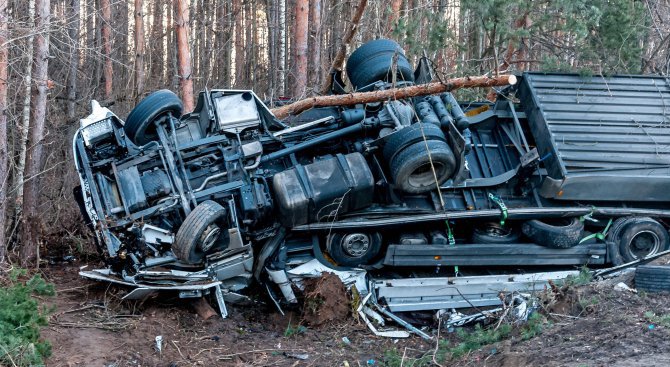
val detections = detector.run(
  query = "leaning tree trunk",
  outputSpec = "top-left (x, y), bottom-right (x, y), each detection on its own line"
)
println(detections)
top-left (319, 0), bottom-right (367, 94)
top-left (134, 0), bottom-right (146, 101)
top-left (272, 74), bottom-right (517, 119)
top-left (66, 0), bottom-right (80, 121)
top-left (0, 0), bottom-right (8, 264)
top-left (292, 0), bottom-right (309, 98)
top-left (174, 0), bottom-right (194, 112)
top-left (100, 0), bottom-right (112, 100)
top-left (21, 0), bottom-right (51, 267)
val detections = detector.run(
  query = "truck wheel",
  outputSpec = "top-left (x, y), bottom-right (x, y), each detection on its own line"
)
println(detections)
top-left (173, 200), bottom-right (230, 264)
top-left (125, 89), bottom-right (183, 146)
top-left (616, 218), bottom-right (669, 262)
top-left (345, 39), bottom-right (414, 91)
top-left (390, 140), bottom-right (456, 194)
top-left (521, 218), bottom-right (583, 248)
top-left (472, 222), bottom-right (520, 244)
top-left (635, 265), bottom-right (670, 292)
top-left (382, 123), bottom-right (446, 164)
top-left (327, 232), bottom-right (382, 267)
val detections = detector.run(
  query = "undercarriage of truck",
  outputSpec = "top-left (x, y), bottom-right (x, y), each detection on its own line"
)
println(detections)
top-left (72, 39), bottom-right (670, 318)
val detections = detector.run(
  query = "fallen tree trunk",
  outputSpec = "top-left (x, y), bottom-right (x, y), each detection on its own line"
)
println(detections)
top-left (273, 74), bottom-right (517, 119)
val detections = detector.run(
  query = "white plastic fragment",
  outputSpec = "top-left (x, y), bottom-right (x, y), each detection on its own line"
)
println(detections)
top-left (155, 335), bottom-right (163, 353)
top-left (614, 282), bottom-right (637, 293)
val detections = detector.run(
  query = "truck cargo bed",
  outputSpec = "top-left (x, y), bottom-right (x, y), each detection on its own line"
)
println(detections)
top-left (519, 73), bottom-right (670, 201)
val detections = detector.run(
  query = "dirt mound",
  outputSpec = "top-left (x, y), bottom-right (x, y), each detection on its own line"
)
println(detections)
top-left (541, 279), bottom-right (584, 316)
top-left (301, 272), bottom-right (350, 326)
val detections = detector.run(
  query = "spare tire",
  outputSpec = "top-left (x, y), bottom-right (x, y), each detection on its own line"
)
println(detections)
top-left (636, 265), bottom-right (670, 293)
top-left (382, 123), bottom-right (447, 164)
top-left (472, 222), bottom-right (520, 244)
top-left (346, 39), bottom-right (414, 92)
top-left (125, 89), bottom-right (183, 145)
top-left (173, 200), bottom-right (230, 264)
top-left (521, 218), bottom-right (584, 249)
top-left (390, 139), bottom-right (456, 194)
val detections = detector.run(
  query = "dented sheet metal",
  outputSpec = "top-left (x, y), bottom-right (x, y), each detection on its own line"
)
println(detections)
top-left (372, 270), bottom-right (577, 312)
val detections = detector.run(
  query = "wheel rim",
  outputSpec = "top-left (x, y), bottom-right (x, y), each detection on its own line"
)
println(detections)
top-left (408, 162), bottom-right (446, 188)
top-left (627, 230), bottom-right (660, 259)
top-left (341, 233), bottom-right (370, 258)
top-left (483, 223), bottom-right (512, 238)
top-left (200, 225), bottom-right (222, 252)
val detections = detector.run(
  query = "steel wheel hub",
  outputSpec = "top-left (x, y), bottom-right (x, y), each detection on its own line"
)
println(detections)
top-left (629, 230), bottom-right (660, 259)
top-left (200, 225), bottom-right (221, 252)
top-left (341, 233), bottom-right (370, 258)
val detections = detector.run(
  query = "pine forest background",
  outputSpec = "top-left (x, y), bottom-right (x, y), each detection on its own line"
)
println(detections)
top-left (0, 0), bottom-right (668, 265)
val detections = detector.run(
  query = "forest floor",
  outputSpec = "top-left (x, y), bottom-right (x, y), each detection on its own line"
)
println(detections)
top-left (39, 258), bottom-right (670, 367)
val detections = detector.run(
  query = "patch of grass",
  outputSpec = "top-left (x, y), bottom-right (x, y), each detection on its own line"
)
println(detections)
top-left (644, 311), bottom-right (670, 328)
top-left (521, 312), bottom-right (551, 340)
top-left (0, 268), bottom-right (55, 366)
top-left (578, 295), bottom-right (599, 310)
top-left (445, 324), bottom-right (512, 360)
top-left (382, 348), bottom-right (433, 367)
top-left (283, 322), bottom-right (307, 337)
top-left (564, 266), bottom-right (593, 287)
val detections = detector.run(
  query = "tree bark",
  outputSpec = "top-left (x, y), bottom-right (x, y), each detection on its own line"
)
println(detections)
top-left (0, 0), bottom-right (8, 264)
top-left (278, 0), bottom-right (286, 95)
top-left (13, 0), bottom-right (35, 221)
top-left (100, 0), bottom-right (113, 100)
top-left (67, 0), bottom-right (80, 121)
top-left (134, 0), bottom-right (146, 101)
top-left (174, 0), bottom-right (195, 112)
top-left (151, 0), bottom-right (164, 81)
top-left (318, 0), bottom-right (367, 95)
top-left (309, 0), bottom-right (321, 91)
top-left (292, 0), bottom-right (309, 98)
top-left (272, 74), bottom-right (517, 119)
top-left (233, 0), bottom-right (243, 87)
top-left (388, 0), bottom-right (401, 35)
top-left (21, 0), bottom-right (51, 266)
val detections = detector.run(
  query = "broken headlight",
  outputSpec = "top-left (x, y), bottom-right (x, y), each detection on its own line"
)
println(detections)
top-left (81, 118), bottom-right (114, 147)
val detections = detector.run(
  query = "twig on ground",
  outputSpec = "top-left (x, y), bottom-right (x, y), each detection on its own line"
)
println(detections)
top-left (172, 340), bottom-right (186, 360)
top-left (218, 348), bottom-right (308, 360)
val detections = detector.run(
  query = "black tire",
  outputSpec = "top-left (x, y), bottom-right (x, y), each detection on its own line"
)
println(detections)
top-left (125, 89), bottom-right (183, 145)
top-left (173, 200), bottom-right (230, 264)
top-left (521, 218), bottom-right (584, 249)
top-left (615, 218), bottom-right (669, 262)
top-left (390, 140), bottom-right (456, 194)
top-left (345, 39), bottom-right (414, 91)
top-left (382, 123), bottom-right (447, 164)
top-left (636, 265), bottom-right (670, 292)
top-left (327, 232), bottom-right (382, 267)
top-left (472, 222), bottom-right (520, 244)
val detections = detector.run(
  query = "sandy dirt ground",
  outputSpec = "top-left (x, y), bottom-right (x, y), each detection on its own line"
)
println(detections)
top-left (39, 261), bottom-right (670, 367)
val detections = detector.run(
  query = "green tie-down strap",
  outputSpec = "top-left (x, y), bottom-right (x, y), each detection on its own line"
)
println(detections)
top-left (445, 220), bottom-right (459, 276)
top-left (488, 193), bottom-right (508, 226)
top-left (579, 218), bottom-right (613, 244)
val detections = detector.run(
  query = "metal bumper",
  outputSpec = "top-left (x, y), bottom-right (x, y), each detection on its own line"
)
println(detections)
top-left (383, 243), bottom-right (607, 267)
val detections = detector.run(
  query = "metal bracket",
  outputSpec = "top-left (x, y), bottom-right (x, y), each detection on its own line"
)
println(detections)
top-left (214, 285), bottom-right (228, 319)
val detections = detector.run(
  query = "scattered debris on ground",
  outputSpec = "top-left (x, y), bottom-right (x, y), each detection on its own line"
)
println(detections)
top-left (33, 259), bottom-right (670, 366)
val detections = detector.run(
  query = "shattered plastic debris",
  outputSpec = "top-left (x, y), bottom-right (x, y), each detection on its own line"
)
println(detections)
top-left (155, 336), bottom-right (163, 353)
top-left (614, 282), bottom-right (637, 293)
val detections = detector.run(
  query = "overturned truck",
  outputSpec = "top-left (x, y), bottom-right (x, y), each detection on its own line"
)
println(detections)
top-left (73, 39), bottom-right (670, 312)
